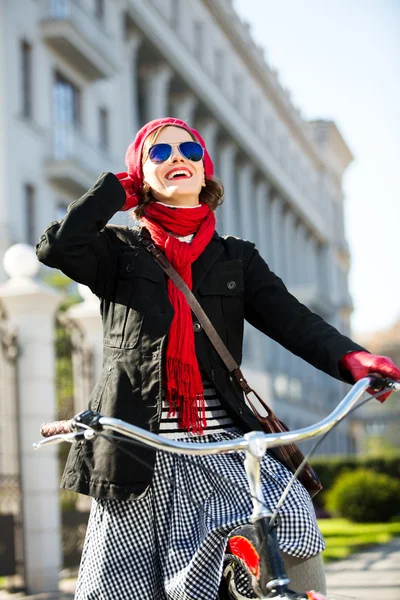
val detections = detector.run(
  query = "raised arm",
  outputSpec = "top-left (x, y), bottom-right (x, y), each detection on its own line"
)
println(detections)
top-left (36, 172), bottom-right (125, 295)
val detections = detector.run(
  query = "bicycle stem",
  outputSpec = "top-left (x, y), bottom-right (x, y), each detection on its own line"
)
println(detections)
top-left (244, 432), bottom-right (292, 597)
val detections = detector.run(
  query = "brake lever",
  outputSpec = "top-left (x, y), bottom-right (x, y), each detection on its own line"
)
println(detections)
top-left (33, 430), bottom-right (86, 450)
top-left (368, 376), bottom-right (400, 392)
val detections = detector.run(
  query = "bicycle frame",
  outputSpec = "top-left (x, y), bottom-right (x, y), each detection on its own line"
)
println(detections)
top-left (34, 376), bottom-right (399, 599)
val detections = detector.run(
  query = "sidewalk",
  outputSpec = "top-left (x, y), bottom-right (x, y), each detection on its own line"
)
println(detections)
top-left (1, 538), bottom-right (399, 599)
top-left (325, 537), bottom-right (400, 599)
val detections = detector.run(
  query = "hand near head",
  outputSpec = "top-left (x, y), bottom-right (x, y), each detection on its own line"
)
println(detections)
top-left (339, 351), bottom-right (400, 402)
top-left (115, 172), bottom-right (138, 211)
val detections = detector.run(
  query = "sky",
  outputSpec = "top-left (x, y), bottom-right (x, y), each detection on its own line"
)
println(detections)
top-left (233, 0), bottom-right (400, 337)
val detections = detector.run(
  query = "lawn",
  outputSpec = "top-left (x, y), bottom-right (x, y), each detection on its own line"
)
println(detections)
top-left (318, 518), bottom-right (400, 562)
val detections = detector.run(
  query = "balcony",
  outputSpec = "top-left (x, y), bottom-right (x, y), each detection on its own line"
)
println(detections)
top-left (44, 125), bottom-right (114, 196)
top-left (39, 0), bottom-right (116, 81)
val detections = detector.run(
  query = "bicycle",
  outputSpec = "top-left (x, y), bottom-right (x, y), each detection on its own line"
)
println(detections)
top-left (34, 375), bottom-right (400, 599)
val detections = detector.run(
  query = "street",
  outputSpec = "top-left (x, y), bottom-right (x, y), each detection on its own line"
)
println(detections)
top-left (1, 539), bottom-right (399, 599)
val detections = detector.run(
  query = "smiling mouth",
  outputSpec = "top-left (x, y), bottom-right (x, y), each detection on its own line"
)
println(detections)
top-left (166, 169), bottom-right (193, 180)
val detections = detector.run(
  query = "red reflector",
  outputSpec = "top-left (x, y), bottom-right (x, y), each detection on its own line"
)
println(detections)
top-left (227, 535), bottom-right (260, 578)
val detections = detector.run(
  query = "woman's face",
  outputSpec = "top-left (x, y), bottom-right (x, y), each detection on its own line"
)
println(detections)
top-left (142, 126), bottom-right (205, 207)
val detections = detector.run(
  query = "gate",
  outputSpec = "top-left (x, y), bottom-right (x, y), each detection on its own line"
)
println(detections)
top-left (0, 301), bottom-right (24, 588)
top-left (55, 309), bottom-right (93, 569)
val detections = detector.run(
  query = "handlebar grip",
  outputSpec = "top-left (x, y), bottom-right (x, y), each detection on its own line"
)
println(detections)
top-left (40, 420), bottom-right (72, 437)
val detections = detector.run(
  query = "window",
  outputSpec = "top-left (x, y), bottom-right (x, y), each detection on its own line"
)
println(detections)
top-left (24, 184), bottom-right (36, 246)
top-left (53, 72), bottom-right (81, 159)
top-left (53, 71), bottom-right (81, 127)
top-left (94, 0), bottom-right (105, 21)
top-left (21, 40), bottom-right (32, 119)
top-left (99, 107), bottom-right (109, 150)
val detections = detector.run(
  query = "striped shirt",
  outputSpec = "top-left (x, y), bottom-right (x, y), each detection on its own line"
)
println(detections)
top-left (159, 378), bottom-right (236, 439)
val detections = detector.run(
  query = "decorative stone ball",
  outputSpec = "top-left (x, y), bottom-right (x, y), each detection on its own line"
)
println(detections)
top-left (3, 244), bottom-right (39, 279)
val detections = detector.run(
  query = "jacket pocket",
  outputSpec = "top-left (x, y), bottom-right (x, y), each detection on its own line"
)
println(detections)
top-left (105, 250), bottom-right (164, 349)
top-left (198, 260), bottom-right (244, 362)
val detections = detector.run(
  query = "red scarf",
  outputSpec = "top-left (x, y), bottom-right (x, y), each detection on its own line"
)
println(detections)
top-left (142, 202), bottom-right (216, 433)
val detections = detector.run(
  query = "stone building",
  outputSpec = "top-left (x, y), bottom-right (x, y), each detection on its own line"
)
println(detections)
top-left (0, 0), bottom-right (355, 453)
top-left (355, 320), bottom-right (400, 450)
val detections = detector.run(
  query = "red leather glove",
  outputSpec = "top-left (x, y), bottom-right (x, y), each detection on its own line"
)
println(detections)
top-left (115, 172), bottom-right (139, 211)
top-left (339, 351), bottom-right (400, 402)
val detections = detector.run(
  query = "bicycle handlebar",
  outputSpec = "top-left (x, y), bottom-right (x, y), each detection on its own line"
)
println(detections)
top-left (34, 376), bottom-right (399, 600)
top-left (35, 376), bottom-right (400, 454)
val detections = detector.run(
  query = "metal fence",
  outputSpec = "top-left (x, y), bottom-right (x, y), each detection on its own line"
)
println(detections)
top-left (56, 310), bottom-right (93, 569)
top-left (0, 301), bottom-right (24, 586)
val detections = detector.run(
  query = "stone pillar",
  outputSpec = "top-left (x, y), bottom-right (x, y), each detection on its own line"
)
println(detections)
top-left (218, 140), bottom-right (237, 236)
top-left (298, 223), bottom-right (310, 285)
top-left (0, 223), bottom-right (11, 283)
top-left (141, 63), bottom-right (173, 121)
top-left (198, 117), bottom-right (219, 168)
top-left (236, 162), bottom-right (254, 242)
top-left (309, 236), bottom-right (319, 287)
top-left (283, 210), bottom-right (296, 287)
top-left (269, 194), bottom-right (283, 277)
top-left (66, 284), bottom-right (103, 414)
top-left (254, 180), bottom-right (271, 263)
top-left (121, 32), bottom-right (142, 147)
top-left (254, 180), bottom-right (274, 370)
top-left (268, 195), bottom-right (287, 375)
top-left (170, 91), bottom-right (197, 124)
top-left (293, 220), bottom-right (303, 287)
top-left (0, 244), bottom-right (62, 594)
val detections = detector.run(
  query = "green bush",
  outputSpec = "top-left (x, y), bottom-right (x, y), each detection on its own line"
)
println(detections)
top-left (325, 468), bottom-right (400, 523)
top-left (310, 452), bottom-right (400, 510)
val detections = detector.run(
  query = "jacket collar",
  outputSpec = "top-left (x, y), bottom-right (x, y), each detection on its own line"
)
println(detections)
top-left (134, 226), bottom-right (224, 293)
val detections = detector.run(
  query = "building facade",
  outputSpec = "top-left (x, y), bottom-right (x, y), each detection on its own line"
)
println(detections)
top-left (0, 0), bottom-right (355, 453)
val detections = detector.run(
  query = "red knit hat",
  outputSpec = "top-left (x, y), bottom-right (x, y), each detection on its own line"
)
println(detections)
top-left (116, 118), bottom-right (215, 210)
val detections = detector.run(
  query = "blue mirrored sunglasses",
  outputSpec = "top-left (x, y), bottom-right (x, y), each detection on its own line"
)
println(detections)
top-left (148, 141), bottom-right (204, 164)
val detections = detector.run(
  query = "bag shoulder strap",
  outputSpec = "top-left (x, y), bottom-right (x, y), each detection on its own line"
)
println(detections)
top-left (137, 231), bottom-right (265, 406)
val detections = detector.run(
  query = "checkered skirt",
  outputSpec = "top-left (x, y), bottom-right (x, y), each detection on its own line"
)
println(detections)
top-left (75, 429), bottom-right (324, 600)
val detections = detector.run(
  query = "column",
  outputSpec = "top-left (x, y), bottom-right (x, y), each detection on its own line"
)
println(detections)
top-left (0, 244), bottom-right (62, 594)
top-left (0, 223), bottom-right (11, 282)
top-left (278, 202), bottom-right (289, 283)
top-left (121, 32), bottom-right (142, 147)
top-left (66, 284), bottom-right (102, 414)
top-left (309, 235), bottom-right (319, 287)
top-left (236, 162), bottom-right (254, 241)
top-left (283, 210), bottom-right (296, 287)
top-left (218, 140), bottom-right (237, 236)
top-left (293, 220), bottom-right (303, 287)
top-left (269, 194), bottom-right (284, 277)
top-left (141, 63), bottom-right (173, 121)
top-left (254, 180), bottom-right (271, 262)
top-left (170, 91), bottom-right (197, 125)
top-left (298, 223), bottom-right (310, 285)
top-left (254, 180), bottom-right (274, 370)
top-left (198, 117), bottom-right (219, 169)
top-left (268, 196), bottom-right (286, 375)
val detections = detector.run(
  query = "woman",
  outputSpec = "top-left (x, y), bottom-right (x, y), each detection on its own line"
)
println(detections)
top-left (37, 117), bottom-right (400, 599)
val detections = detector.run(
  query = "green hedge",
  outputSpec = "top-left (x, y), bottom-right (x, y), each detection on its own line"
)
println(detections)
top-left (326, 469), bottom-right (400, 522)
top-left (309, 452), bottom-right (400, 510)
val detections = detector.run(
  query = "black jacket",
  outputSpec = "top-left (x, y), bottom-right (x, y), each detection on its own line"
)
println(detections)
top-left (36, 173), bottom-right (364, 500)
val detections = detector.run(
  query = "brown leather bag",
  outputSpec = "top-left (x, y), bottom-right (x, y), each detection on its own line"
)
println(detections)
top-left (139, 232), bottom-right (322, 497)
